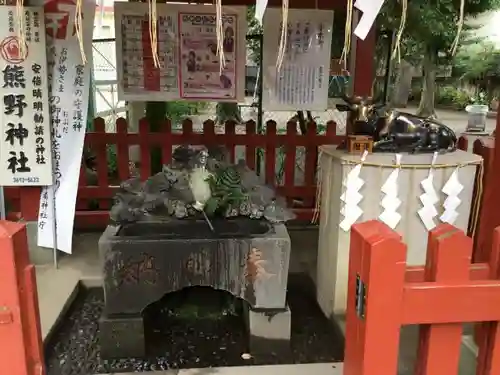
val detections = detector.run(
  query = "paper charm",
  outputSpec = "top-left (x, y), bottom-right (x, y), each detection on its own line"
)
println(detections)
top-left (417, 152), bottom-right (439, 231)
top-left (354, 0), bottom-right (385, 40)
top-left (339, 150), bottom-right (368, 231)
top-left (379, 154), bottom-right (402, 229)
top-left (254, 0), bottom-right (269, 25)
top-left (440, 167), bottom-right (463, 225)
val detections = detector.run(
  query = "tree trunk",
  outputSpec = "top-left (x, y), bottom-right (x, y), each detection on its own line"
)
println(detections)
top-left (391, 60), bottom-right (414, 108)
top-left (216, 102), bottom-right (242, 124)
top-left (417, 47), bottom-right (437, 118)
top-left (146, 102), bottom-right (167, 173)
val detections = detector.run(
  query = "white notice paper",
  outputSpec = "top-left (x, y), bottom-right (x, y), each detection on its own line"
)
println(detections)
top-left (262, 8), bottom-right (334, 111)
top-left (35, 0), bottom-right (95, 254)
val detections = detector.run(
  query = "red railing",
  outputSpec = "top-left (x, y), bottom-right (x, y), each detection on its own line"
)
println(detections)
top-left (344, 220), bottom-right (500, 375)
top-left (6, 117), bottom-right (343, 228)
top-left (458, 135), bottom-right (496, 262)
top-left (0, 221), bottom-right (45, 375)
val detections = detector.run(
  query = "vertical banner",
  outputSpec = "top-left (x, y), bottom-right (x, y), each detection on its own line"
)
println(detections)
top-left (0, 6), bottom-right (53, 186)
top-left (36, 0), bottom-right (95, 254)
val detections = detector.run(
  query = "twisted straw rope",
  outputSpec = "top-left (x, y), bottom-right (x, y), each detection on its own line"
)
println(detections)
top-left (311, 156), bottom-right (483, 238)
top-left (276, 0), bottom-right (289, 72)
top-left (15, 0), bottom-right (26, 59)
top-left (391, 0), bottom-right (407, 63)
top-left (148, 0), bottom-right (160, 68)
top-left (215, 0), bottom-right (226, 74)
top-left (74, 0), bottom-right (87, 64)
top-left (339, 0), bottom-right (353, 69)
top-left (449, 0), bottom-right (465, 56)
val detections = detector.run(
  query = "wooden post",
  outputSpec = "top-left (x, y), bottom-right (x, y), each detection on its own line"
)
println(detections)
top-left (0, 221), bottom-right (45, 375)
top-left (414, 224), bottom-right (472, 375)
top-left (476, 227), bottom-right (500, 375)
top-left (344, 220), bottom-right (406, 375)
top-left (345, 220), bottom-right (500, 375)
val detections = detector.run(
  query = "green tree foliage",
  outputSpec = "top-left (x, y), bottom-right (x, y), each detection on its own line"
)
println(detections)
top-left (379, 0), bottom-right (500, 116)
top-left (454, 41), bottom-right (500, 81)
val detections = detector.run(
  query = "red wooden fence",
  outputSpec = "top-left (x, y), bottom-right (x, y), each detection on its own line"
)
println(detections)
top-left (5, 117), bottom-right (343, 228)
top-left (0, 221), bottom-right (45, 375)
top-left (344, 220), bottom-right (500, 375)
top-left (457, 135), bottom-right (496, 263)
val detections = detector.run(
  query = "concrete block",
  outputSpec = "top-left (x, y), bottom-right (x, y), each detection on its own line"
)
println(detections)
top-left (245, 305), bottom-right (291, 357)
top-left (25, 221), bottom-right (55, 265)
top-left (99, 314), bottom-right (145, 358)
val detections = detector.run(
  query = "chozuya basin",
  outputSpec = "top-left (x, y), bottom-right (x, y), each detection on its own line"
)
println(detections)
top-left (117, 217), bottom-right (272, 239)
top-left (98, 218), bottom-right (291, 358)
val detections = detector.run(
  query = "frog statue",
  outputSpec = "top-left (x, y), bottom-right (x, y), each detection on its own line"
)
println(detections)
top-left (336, 95), bottom-right (457, 153)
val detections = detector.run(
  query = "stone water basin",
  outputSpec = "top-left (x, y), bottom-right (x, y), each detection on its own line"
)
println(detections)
top-left (98, 218), bottom-right (291, 358)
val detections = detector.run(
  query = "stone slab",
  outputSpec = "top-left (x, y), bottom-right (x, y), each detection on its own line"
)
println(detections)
top-left (26, 221), bottom-right (55, 265)
top-left (97, 363), bottom-right (344, 375)
top-left (245, 305), bottom-right (291, 357)
top-left (99, 314), bottom-right (145, 358)
top-left (36, 265), bottom-right (80, 344)
top-left (99, 220), bottom-right (291, 316)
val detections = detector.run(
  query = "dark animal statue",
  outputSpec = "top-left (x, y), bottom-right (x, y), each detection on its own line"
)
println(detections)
top-left (337, 95), bottom-right (457, 153)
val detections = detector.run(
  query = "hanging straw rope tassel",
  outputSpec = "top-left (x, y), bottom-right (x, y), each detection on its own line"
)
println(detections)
top-left (391, 0), bottom-right (407, 63)
top-left (339, 0), bottom-right (353, 69)
top-left (215, 0), bottom-right (226, 75)
top-left (15, 0), bottom-right (26, 59)
top-left (449, 0), bottom-right (465, 56)
top-left (74, 0), bottom-right (87, 64)
top-left (275, 0), bottom-right (289, 72)
top-left (148, 0), bottom-right (160, 68)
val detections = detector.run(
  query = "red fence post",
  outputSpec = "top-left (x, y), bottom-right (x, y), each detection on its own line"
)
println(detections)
top-left (414, 224), bottom-right (472, 375)
top-left (344, 220), bottom-right (406, 375)
top-left (476, 227), bottom-right (500, 375)
top-left (0, 221), bottom-right (45, 375)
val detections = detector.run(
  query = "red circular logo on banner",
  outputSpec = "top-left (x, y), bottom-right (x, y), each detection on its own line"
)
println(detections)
top-left (0, 36), bottom-right (28, 64)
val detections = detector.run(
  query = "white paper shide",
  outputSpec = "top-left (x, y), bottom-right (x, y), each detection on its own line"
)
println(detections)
top-left (262, 9), bottom-right (333, 111)
top-left (0, 6), bottom-right (52, 186)
top-left (36, 0), bottom-right (95, 254)
top-left (379, 154), bottom-right (402, 229)
top-left (417, 152), bottom-right (439, 231)
top-left (440, 167), bottom-right (463, 225)
top-left (339, 151), bottom-right (367, 231)
top-left (354, 0), bottom-right (385, 40)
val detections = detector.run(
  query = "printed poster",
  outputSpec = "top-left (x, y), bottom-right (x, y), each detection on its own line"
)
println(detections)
top-left (114, 3), bottom-right (246, 102)
top-left (114, 2), bottom-right (179, 102)
top-left (178, 10), bottom-right (246, 101)
top-left (262, 9), bottom-right (333, 111)
top-left (35, 0), bottom-right (95, 254)
top-left (0, 6), bottom-right (53, 186)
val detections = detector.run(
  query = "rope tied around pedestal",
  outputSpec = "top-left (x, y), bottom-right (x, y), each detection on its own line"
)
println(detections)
top-left (312, 156), bottom-right (483, 236)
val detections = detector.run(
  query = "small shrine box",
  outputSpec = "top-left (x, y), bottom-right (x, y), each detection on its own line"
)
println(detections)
top-left (347, 135), bottom-right (373, 154)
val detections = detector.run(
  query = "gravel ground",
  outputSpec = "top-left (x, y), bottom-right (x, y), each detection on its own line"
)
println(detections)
top-left (44, 274), bottom-right (343, 375)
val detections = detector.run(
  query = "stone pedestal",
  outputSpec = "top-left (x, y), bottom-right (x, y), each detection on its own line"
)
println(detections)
top-left (98, 219), bottom-right (291, 358)
top-left (245, 305), bottom-right (292, 357)
top-left (316, 147), bottom-right (482, 317)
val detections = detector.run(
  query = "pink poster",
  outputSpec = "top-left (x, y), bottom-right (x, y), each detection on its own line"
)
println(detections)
top-left (178, 12), bottom-right (238, 100)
